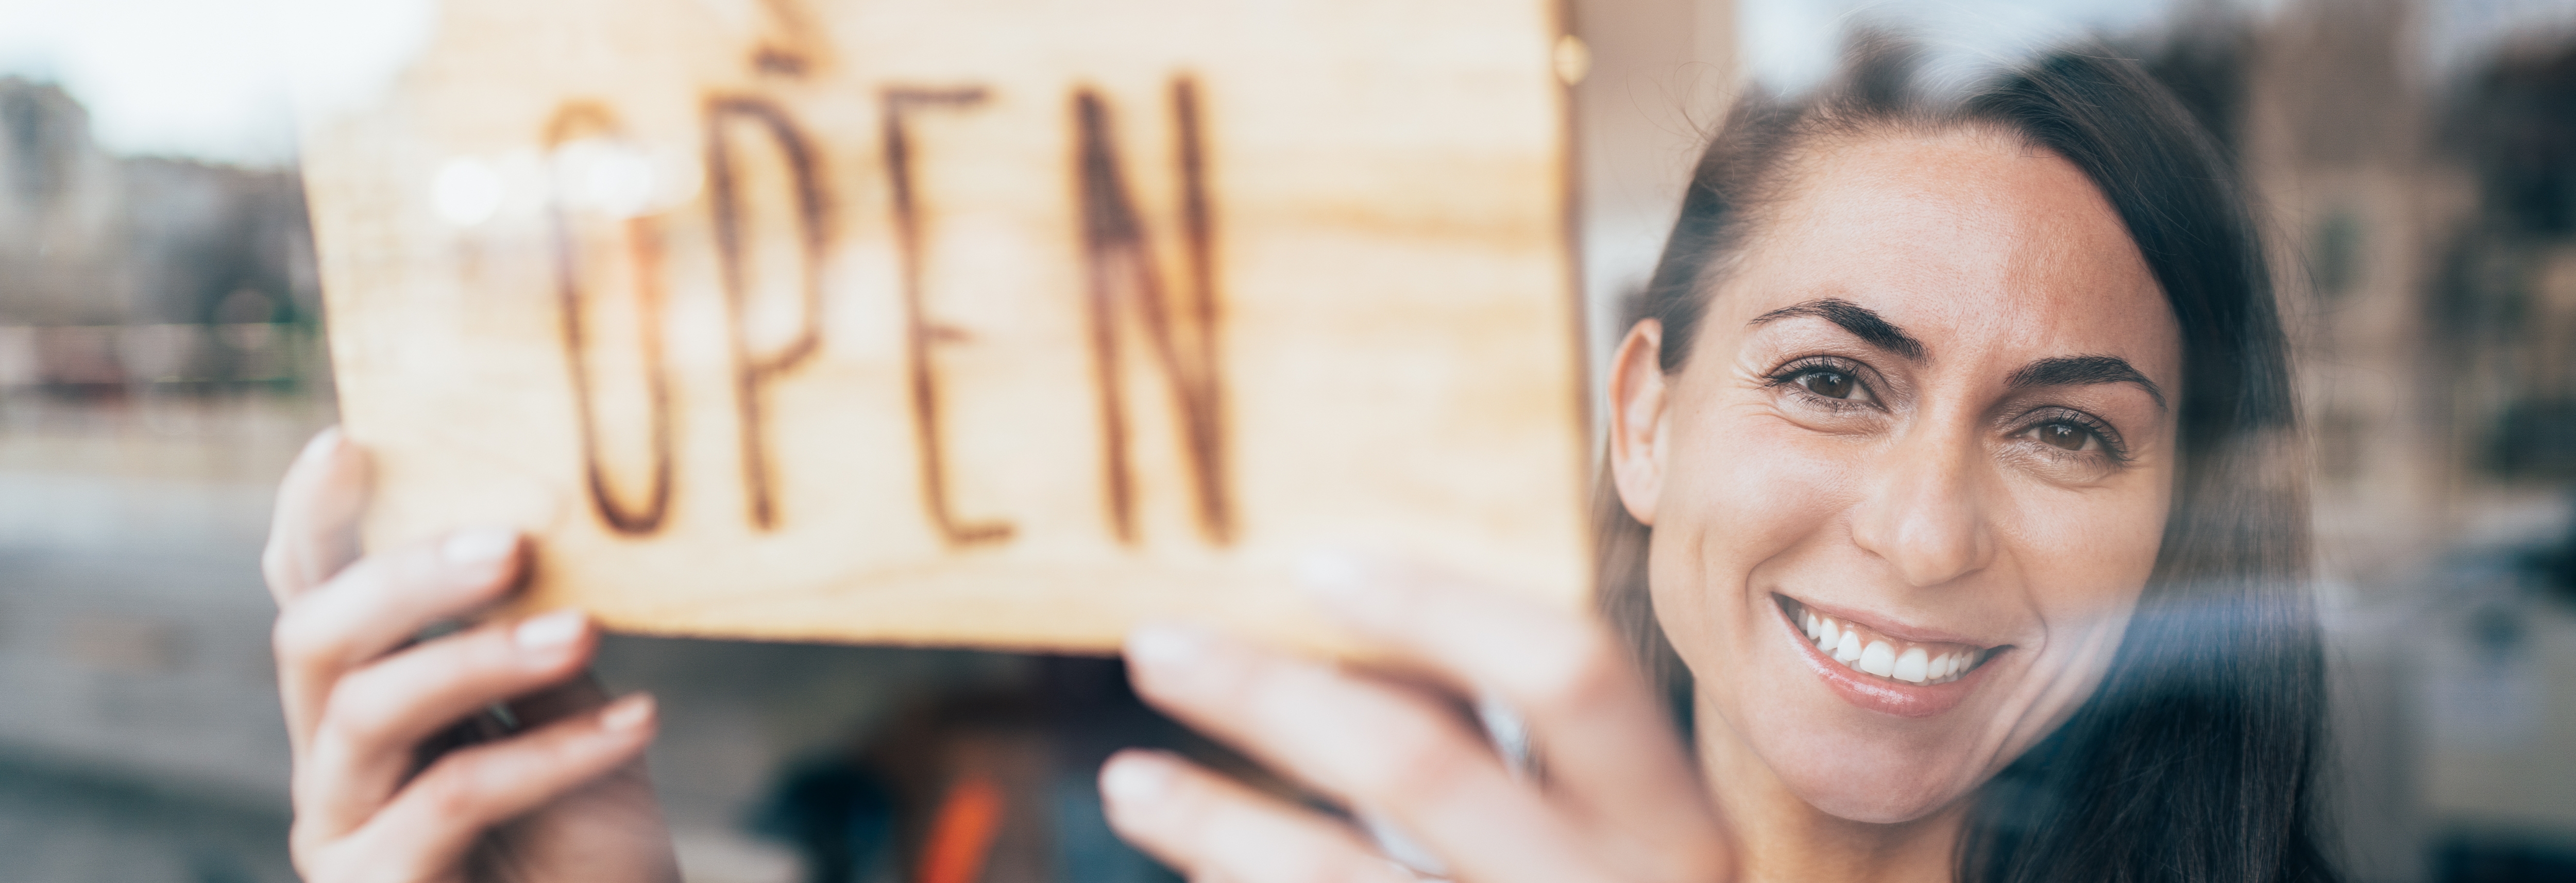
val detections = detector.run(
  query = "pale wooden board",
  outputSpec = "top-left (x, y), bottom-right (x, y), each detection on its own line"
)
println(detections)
top-left (300, 0), bottom-right (1589, 653)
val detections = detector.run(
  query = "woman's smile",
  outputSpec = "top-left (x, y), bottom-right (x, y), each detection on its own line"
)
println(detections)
top-left (1771, 594), bottom-right (2010, 718)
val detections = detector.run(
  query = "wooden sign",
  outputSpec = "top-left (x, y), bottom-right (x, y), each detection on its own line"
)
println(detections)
top-left (300, 0), bottom-right (1589, 652)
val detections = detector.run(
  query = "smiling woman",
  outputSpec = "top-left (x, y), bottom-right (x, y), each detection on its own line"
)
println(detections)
top-left (1591, 37), bottom-right (2328, 883)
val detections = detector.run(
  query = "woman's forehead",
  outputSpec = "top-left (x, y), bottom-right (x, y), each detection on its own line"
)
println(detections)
top-left (1717, 128), bottom-right (2180, 379)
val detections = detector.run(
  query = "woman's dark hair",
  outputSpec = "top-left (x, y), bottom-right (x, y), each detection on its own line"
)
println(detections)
top-left (1592, 39), bottom-right (2336, 883)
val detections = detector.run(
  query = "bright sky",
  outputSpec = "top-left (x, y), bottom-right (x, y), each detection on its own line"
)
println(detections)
top-left (0, 0), bottom-right (430, 167)
top-left (1739, 0), bottom-right (2210, 96)
top-left (1, 0), bottom-right (2571, 168)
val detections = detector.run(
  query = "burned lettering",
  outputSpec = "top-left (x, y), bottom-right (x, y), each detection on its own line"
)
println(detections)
top-left (884, 86), bottom-right (1014, 546)
top-left (705, 95), bottom-right (829, 529)
top-left (546, 102), bottom-right (677, 536)
top-left (1072, 78), bottom-right (1233, 545)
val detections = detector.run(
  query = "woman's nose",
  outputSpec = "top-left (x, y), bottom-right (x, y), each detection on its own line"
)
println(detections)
top-left (1848, 426), bottom-right (1997, 588)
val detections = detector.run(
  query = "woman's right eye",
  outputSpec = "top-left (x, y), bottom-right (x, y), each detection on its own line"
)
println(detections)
top-left (1766, 358), bottom-right (1879, 409)
top-left (1794, 368), bottom-right (1866, 401)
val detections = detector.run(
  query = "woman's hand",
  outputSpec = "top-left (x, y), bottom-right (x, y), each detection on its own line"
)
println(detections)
top-left (262, 428), bottom-right (680, 882)
top-left (1100, 558), bottom-right (1734, 883)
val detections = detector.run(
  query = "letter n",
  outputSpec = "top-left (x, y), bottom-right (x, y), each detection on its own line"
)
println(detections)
top-left (1071, 77), bottom-right (1232, 545)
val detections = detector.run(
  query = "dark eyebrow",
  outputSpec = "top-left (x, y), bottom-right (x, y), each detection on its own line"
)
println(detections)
top-left (2006, 355), bottom-right (2166, 410)
top-left (1749, 298), bottom-right (1926, 362)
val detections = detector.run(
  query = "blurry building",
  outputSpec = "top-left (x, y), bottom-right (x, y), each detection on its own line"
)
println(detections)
top-left (2207, 2), bottom-right (2576, 880)
top-left (2435, 39), bottom-right (2576, 486)
top-left (0, 76), bottom-right (322, 394)
top-left (0, 78), bottom-right (125, 327)
top-left (2243, 0), bottom-right (2463, 582)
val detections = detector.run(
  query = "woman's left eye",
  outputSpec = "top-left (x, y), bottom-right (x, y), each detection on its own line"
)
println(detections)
top-left (2029, 421), bottom-right (2098, 453)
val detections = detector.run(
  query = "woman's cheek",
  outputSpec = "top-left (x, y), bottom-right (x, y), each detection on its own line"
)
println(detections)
top-left (1696, 408), bottom-right (1871, 553)
top-left (1980, 472), bottom-right (2172, 763)
top-left (1652, 404), bottom-right (1868, 649)
top-left (2001, 471), bottom-right (2172, 627)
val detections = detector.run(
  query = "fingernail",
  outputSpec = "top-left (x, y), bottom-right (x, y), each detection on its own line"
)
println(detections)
top-left (1125, 625), bottom-right (1211, 670)
top-left (514, 609), bottom-right (585, 651)
top-left (1099, 752), bottom-right (1178, 805)
top-left (1364, 811), bottom-right (1453, 879)
top-left (297, 427), bottom-right (343, 464)
top-left (1296, 551), bottom-right (1371, 598)
top-left (601, 693), bottom-right (655, 731)
top-left (443, 527), bottom-right (518, 568)
top-left (1296, 551), bottom-right (1394, 623)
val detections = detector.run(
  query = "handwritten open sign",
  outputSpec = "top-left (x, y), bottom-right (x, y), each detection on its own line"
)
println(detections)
top-left (301, 0), bottom-right (1591, 652)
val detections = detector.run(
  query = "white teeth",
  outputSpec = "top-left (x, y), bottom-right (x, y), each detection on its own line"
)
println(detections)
top-left (1894, 647), bottom-right (1929, 684)
top-left (1791, 604), bottom-right (1987, 686)
top-left (1858, 641), bottom-right (1896, 677)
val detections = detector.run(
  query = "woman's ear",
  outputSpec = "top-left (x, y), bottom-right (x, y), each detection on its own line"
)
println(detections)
top-left (1607, 320), bottom-right (1671, 527)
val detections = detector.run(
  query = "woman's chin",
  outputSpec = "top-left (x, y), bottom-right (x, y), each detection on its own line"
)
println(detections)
top-left (1774, 755), bottom-right (1978, 825)
top-left (1741, 703), bottom-right (1989, 825)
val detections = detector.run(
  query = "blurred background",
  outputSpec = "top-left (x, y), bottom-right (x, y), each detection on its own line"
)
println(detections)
top-left (3, 0), bottom-right (2573, 880)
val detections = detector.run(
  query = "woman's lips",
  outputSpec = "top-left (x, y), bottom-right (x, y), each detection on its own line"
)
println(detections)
top-left (1772, 595), bottom-right (2006, 719)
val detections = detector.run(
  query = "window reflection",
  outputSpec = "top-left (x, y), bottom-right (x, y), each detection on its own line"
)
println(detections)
top-left (3, 2), bottom-right (2576, 881)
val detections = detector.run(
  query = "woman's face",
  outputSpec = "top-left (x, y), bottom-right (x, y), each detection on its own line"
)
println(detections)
top-left (1609, 127), bottom-right (2182, 824)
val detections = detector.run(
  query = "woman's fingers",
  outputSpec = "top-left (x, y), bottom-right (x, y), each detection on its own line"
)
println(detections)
top-left (1099, 750), bottom-right (1411, 883)
top-left (263, 427), bottom-right (370, 604)
top-left (295, 611), bottom-right (597, 840)
top-left (1300, 557), bottom-right (1725, 880)
top-left (1125, 627), bottom-right (1595, 883)
top-left (272, 528), bottom-right (528, 754)
top-left (308, 693), bottom-right (657, 882)
top-left (500, 667), bottom-right (616, 732)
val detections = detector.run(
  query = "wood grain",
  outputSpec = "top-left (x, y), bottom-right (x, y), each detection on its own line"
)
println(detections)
top-left (300, 0), bottom-right (1589, 653)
